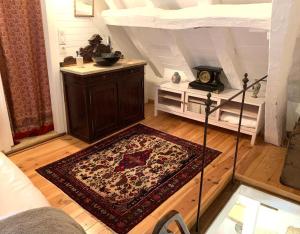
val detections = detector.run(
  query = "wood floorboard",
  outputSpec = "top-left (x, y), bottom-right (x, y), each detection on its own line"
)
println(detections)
top-left (9, 103), bottom-right (300, 233)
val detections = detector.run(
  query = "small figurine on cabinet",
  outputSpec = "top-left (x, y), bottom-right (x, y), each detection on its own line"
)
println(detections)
top-left (171, 72), bottom-right (181, 84)
top-left (60, 34), bottom-right (124, 67)
top-left (252, 79), bottom-right (261, 98)
top-left (79, 34), bottom-right (111, 63)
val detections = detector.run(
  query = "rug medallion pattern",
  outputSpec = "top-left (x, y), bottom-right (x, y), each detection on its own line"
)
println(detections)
top-left (37, 124), bottom-right (221, 234)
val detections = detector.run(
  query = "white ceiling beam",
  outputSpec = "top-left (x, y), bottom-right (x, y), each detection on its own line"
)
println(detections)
top-left (209, 28), bottom-right (243, 90)
top-left (102, 3), bottom-right (272, 30)
top-left (265, 0), bottom-right (300, 146)
top-left (124, 29), bottom-right (195, 80)
top-left (145, 0), bottom-right (155, 7)
top-left (104, 0), bottom-right (125, 9)
top-left (125, 28), bottom-right (164, 77)
top-left (105, 0), bottom-right (163, 77)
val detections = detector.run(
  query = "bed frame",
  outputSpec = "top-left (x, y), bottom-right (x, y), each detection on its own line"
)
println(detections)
top-left (196, 73), bottom-right (268, 232)
top-left (153, 73), bottom-right (268, 234)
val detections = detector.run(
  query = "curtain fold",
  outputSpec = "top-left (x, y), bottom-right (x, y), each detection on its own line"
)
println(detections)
top-left (0, 0), bottom-right (53, 140)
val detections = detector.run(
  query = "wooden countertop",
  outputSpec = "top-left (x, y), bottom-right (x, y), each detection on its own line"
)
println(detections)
top-left (60, 59), bottom-right (147, 76)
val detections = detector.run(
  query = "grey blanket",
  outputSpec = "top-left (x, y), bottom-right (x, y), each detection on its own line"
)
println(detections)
top-left (0, 207), bottom-right (86, 234)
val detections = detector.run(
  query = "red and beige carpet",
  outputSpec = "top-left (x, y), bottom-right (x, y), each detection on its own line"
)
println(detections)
top-left (37, 124), bottom-right (221, 233)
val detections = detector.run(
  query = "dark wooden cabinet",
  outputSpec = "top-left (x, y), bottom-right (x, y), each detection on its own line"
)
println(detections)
top-left (62, 65), bottom-right (145, 142)
top-left (118, 74), bottom-right (144, 127)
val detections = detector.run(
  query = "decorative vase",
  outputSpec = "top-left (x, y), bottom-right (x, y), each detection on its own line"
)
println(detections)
top-left (171, 72), bottom-right (181, 84)
top-left (252, 79), bottom-right (261, 98)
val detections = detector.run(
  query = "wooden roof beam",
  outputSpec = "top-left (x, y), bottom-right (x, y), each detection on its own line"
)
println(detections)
top-left (102, 3), bottom-right (272, 30)
top-left (104, 0), bottom-right (163, 77)
top-left (104, 0), bottom-right (125, 9)
top-left (209, 27), bottom-right (243, 90)
top-left (125, 28), bottom-right (164, 77)
top-left (265, 0), bottom-right (300, 145)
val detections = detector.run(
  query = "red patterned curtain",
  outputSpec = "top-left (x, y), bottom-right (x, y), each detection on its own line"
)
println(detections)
top-left (0, 0), bottom-right (53, 140)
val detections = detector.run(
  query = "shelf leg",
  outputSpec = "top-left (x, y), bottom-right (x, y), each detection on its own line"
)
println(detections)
top-left (251, 134), bottom-right (256, 146)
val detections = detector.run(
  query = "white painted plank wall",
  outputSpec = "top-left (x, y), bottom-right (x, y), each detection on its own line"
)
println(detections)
top-left (52, 0), bottom-right (104, 61)
top-left (52, 0), bottom-right (148, 63)
top-left (0, 74), bottom-right (14, 152)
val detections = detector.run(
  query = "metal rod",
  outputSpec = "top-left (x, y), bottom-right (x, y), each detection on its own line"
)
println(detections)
top-left (194, 73), bottom-right (266, 232)
top-left (209, 75), bottom-right (267, 114)
top-left (196, 92), bottom-right (212, 233)
top-left (231, 74), bottom-right (249, 183)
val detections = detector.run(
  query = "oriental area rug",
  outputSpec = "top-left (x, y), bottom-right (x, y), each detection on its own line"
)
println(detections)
top-left (37, 124), bottom-right (221, 234)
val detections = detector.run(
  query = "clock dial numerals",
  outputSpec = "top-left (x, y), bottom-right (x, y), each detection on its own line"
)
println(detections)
top-left (199, 71), bottom-right (211, 83)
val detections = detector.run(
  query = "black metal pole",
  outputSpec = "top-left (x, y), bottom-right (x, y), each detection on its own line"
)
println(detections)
top-left (196, 92), bottom-right (212, 233)
top-left (232, 73), bottom-right (249, 184)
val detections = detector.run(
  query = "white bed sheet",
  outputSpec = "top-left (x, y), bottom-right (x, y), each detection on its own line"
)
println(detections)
top-left (0, 152), bottom-right (49, 220)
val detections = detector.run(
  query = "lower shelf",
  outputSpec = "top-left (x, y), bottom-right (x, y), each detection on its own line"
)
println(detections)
top-left (157, 104), bottom-right (182, 113)
top-left (156, 107), bottom-right (256, 136)
top-left (220, 112), bottom-right (257, 129)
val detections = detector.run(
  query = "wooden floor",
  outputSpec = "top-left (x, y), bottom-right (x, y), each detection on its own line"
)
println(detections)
top-left (9, 103), bottom-right (300, 233)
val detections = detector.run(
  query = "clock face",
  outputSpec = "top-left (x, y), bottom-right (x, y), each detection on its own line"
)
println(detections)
top-left (199, 71), bottom-right (211, 83)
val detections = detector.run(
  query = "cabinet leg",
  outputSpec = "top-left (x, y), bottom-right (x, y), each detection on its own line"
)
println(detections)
top-left (154, 108), bottom-right (158, 117)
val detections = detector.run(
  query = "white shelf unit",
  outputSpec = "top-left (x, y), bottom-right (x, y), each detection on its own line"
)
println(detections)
top-left (155, 82), bottom-right (265, 145)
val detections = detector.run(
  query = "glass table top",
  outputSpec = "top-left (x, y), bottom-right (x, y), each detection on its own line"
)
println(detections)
top-left (206, 185), bottom-right (300, 234)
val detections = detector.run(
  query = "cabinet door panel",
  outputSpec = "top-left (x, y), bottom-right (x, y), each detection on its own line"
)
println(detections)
top-left (65, 84), bottom-right (90, 139)
top-left (90, 81), bottom-right (118, 137)
top-left (118, 75), bottom-right (144, 126)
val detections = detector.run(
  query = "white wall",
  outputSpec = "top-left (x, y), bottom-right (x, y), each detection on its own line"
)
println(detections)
top-left (0, 74), bottom-right (14, 152)
top-left (54, 2), bottom-right (103, 60)
top-left (51, 0), bottom-right (133, 61)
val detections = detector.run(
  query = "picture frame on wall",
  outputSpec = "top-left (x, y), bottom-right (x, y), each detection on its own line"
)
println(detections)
top-left (74, 0), bottom-right (94, 17)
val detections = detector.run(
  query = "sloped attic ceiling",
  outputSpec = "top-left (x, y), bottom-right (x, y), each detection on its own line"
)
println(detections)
top-left (103, 0), bottom-right (271, 90)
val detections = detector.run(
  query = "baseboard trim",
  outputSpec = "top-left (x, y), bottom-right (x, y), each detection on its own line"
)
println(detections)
top-left (6, 132), bottom-right (65, 156)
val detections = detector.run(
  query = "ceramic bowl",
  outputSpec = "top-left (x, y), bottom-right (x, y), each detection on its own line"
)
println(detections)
top-left (93, 53), bottom-right (120, 66)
